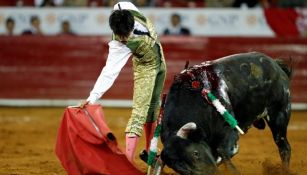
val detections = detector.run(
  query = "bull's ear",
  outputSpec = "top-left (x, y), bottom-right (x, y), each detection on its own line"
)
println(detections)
top-left (176, 122), bottom-right (197, 139)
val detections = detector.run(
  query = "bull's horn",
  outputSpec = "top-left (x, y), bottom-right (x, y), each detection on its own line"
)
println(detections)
top-left (176, 122), bottom-right (197, 139)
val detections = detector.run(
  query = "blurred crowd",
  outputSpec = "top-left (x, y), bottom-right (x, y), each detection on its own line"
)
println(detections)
top-left (1, 0), bottom-right (307, 37)
top-left (2, 12), bottom-right (189, 36)
top-left (3, 15), bottom-right (75, 36)
top-left (0, 0), bottom-right (306, 8)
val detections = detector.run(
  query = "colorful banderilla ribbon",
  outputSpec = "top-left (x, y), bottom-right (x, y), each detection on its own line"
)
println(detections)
top-left (147, 94), bottom-right (167, 175)
top-left (203, 90), bottom-right (245, 135)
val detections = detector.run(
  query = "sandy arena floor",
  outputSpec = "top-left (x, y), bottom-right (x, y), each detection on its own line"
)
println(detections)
top-left (0, 107), bottom-right (306, 175)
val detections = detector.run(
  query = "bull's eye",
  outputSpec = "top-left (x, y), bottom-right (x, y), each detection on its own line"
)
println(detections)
top-left (193, 151), bottom-right (200, 159)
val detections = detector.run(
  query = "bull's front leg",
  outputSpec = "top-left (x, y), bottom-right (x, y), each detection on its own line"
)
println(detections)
top-left (216, 147), bottom-right (240, 175)
top-left (216, 130), bottom-right (240, 175)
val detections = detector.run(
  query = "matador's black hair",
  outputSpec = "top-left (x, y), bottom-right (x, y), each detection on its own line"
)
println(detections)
top-left (109, 9), bottom-right (134, 37)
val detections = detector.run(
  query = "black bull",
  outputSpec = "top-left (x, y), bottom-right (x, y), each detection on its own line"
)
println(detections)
top-left (159, 52), bottom-right (292, 175)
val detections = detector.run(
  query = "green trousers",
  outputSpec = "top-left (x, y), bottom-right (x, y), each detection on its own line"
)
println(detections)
top-left (125, 45), bottom-right (166, 136)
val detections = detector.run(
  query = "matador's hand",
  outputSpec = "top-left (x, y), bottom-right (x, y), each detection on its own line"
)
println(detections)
top-left (79, 100), bottom-right (89, 108)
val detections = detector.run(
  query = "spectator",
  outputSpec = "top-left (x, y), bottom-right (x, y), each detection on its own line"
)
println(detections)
top-left (15, 0), bottom-right (24, 7)
top-left (22, 16), bottom-right (43, 35)
top-left (5, 17), bottom-right (15, 36)
top-left (163, 13), bottom-right (191, 36)
top-left (59, 20), bottom-right (75, 35)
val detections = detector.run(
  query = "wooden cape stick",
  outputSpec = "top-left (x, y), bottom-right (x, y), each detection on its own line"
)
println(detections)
top-left (147, 94), bottom-right (167, 175)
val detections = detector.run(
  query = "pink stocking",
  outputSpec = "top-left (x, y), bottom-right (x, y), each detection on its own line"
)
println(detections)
top-left (125, 134), bottom-right (139, 162)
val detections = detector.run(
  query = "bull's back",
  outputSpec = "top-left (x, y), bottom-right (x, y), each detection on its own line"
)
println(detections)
top-left (213, 52), bottom-right (290, 121)
top-left (215, 52), bottom-right (289, 92)
top-left (214, 52), bottom-right (284, 82)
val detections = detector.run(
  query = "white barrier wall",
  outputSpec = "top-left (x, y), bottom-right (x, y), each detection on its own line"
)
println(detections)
top-left (0, 8), bottom-right (275, 36)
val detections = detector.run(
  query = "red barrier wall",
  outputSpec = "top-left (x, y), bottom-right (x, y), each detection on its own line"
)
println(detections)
top-left (0, 36), bottom-right (306, 102)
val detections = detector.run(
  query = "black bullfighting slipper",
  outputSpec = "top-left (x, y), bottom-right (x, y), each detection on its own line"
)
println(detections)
top-left (139, 149), bottom-right (149, 163)
top-left (139, 149), bottom-right (159, 167)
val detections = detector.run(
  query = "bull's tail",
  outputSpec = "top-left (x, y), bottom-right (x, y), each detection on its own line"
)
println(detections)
top-left (275, 58), bottom-right (293, 79)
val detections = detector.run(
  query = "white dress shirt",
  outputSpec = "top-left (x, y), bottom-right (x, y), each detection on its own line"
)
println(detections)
top-left (87, 2), bottom-right (148, 104)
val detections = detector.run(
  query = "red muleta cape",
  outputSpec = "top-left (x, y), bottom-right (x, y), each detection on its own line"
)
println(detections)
top-left (55, 104), bottom-right (143, 175)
